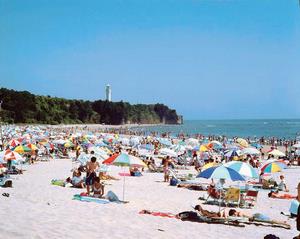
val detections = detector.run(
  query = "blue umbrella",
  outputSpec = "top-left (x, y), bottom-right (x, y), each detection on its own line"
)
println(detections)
top-left (197, 165), bottom-right (245, 181)
top-left (251, 143), bottom-right (263, 149)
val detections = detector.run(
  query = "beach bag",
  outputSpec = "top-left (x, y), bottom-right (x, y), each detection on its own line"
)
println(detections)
top-left (170, 177), bottom-right (178, 186)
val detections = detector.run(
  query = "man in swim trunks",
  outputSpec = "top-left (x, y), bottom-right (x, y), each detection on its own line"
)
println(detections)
top-left (86, 156), bottom-right (100, 195)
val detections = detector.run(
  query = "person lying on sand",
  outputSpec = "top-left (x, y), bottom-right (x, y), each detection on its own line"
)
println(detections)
top-left (99, 171), bottom-right (119, 181)
top-left (228, 209), bottom-right (290, 228)
top-left (268, 190), bottom-right (296, 199)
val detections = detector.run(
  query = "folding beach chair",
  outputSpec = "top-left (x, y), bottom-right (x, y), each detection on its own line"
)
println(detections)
top-left (224, 188), bottom-right (241, 207)
top-left (243, 190), bottom-right (258, 208)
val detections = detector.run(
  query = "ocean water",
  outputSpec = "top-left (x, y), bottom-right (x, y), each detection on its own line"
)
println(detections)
top-left (130, 119), bottom-right (300, 139)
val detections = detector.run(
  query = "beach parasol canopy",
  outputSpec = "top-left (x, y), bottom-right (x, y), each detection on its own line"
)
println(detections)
top-left (268, 149), bottom-right (285, 157)
top-left (185, 138), bottom-right (199, 147)
top-left (103, 153), bottom-right (146, 201)
top-left (236, 138), bottom-right (249, 148)
top-left (159, 148), bottom-right (177, 157)
top-left (197, 165), bottom-right (245, 181)
top-left (292, 143), bottom-right (300, 148)
top-left (261, 162), bottom-right (284, 173)
top-left (224, 161), bottom-right (259, 179)
top-left (199, 145), bottom-right (209, 152)
top-left (251, 143), bottom-right (263, 149)
top-left (224, 149), bottom-right (242, 158)
top-left (0, 150), bottom-right (24, 163)
top-left (27, 144), bottom-right (38, 151)
top-left (14, 145), bottom-right (32, 154)
top-left (202, 162), bottom-right (219, 170)
top-left (241, 147), bottom-right (260, 155)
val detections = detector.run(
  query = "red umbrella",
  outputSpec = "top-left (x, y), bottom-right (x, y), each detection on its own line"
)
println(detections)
top-left (103, 154), bottom-right (119, 165)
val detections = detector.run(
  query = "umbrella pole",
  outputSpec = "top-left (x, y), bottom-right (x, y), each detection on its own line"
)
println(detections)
top-left (122, 167), bottom-right (125, 201)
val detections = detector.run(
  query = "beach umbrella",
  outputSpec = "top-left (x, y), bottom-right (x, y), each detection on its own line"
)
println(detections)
top-left (77, 153), bottom-right (90, 165)
top-left (159, 148), bottom-right (177, 157)
top-left (0, 150), bottom-right (24, 163)
top-left (27, 144), bottom-right (38, 151)
top-left (185, 138), bottom-right (199, 147)
top-left (261, 162), bottom-right (284, 173)
top-left (14, 145), bottom-right (32, 154)
top-left (197, 165), bottom-right (245, 181)
top-left (241, 147), bottom-right (260, 156)
top-left (251, 143), bottom-right (263, 149)
top-left (293, 143), bottom-right (300, 148)
top-left (53, 139), bottom-right (66, 145)
top-left (139, 144), bottom-right (154, 151)
top-left (268, 149), bottom-right (285, 157)
top-left (224, 149), bottom-right (242, 158)
top-left (199, 145), bottom-right (209, 152)
top-left (104, 153), bottom-right (146, 200)
top-left (158, 138), bottom-right (172, 147)
top-left (236, 138), bottom-right (249, 148)
top-left (207, 141), bottom-right (223, 150)
top-left (202, 162), bottom-right (219, 170)
top-left (9, 139), bottom-right (21, 147)
top-left (224, 161), bottom-right (259, 179)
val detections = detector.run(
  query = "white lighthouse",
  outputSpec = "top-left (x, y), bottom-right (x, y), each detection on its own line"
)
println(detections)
top-left (105, 84), bottom-right (111, 101)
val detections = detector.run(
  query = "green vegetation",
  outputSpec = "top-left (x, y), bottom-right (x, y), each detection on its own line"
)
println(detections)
top-left (0, 88), bottom-right (180, 125)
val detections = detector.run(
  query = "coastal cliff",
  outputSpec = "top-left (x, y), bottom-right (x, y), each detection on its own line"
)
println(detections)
top-left (0, 88), bottom-right (182, 125)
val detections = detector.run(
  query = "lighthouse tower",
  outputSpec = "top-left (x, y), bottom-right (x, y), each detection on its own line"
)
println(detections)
top-left (105, 84), bottom-right (111, 102)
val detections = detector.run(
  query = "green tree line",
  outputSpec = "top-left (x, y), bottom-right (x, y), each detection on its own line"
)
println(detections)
top-left (0, 88), bottom-right (180, 125)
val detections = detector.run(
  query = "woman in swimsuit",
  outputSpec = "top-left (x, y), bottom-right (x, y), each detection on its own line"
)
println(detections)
top-left (92, 177), bottom-right (104, 198)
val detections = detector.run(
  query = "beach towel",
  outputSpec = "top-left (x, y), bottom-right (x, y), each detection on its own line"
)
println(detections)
top-left (118, 173), bottom-right (131, 177)
top-left (271, 194), bottom-right (296, 200)
top-left (139, 210), bottom-right (178, 219)
top-left (73, 194), bottom-right (110, 204)
top-left (51, 179), bottom-right (66, 187)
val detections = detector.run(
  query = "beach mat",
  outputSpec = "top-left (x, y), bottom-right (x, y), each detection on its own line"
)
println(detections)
top-left (118, 173), bottom-right (131, 177)
top-left (73, 194), bottom-right (110, 204)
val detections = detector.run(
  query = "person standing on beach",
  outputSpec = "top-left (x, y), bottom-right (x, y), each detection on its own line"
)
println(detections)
top-left (294, 183), bottom-right (300, 239)
top-left (85, 156), bottom-right (100, 195)
top-left (163, 156), bottom-right (171, 182)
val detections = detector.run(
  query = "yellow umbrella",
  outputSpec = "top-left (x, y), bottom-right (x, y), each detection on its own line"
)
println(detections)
top-left (199, 145), bottom-right (209, 152)
top-left (236, 138), bottom-right (249, 148)
top-left (14, 145), bottom-right (32, 154)
top-left (202, 162), bottom-right (219, 170)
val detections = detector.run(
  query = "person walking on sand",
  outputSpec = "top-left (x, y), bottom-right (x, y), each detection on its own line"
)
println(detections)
top-left (85, 156), bottom-right (100, 195)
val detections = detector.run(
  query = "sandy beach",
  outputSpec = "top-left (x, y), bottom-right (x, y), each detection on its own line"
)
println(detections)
top-left (1, 156), bottom-right (299, 239)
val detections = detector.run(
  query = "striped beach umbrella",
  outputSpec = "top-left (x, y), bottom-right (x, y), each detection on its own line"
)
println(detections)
top-left (197, 165), bottom-right (245, 181)
top-left (14, 145), bottom-right (32, 154)
top-left (27, 144), bottom-right (38, 151)
top-left (202, 162), bottom-right (219, 170)
top-left (224, 161), bottom-right (259, 179)
top-left (261, 162), bottom-right (284, 173)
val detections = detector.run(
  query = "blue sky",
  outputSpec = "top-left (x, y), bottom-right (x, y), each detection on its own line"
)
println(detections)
top-left (0, 0), bottom-right (300, 119)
